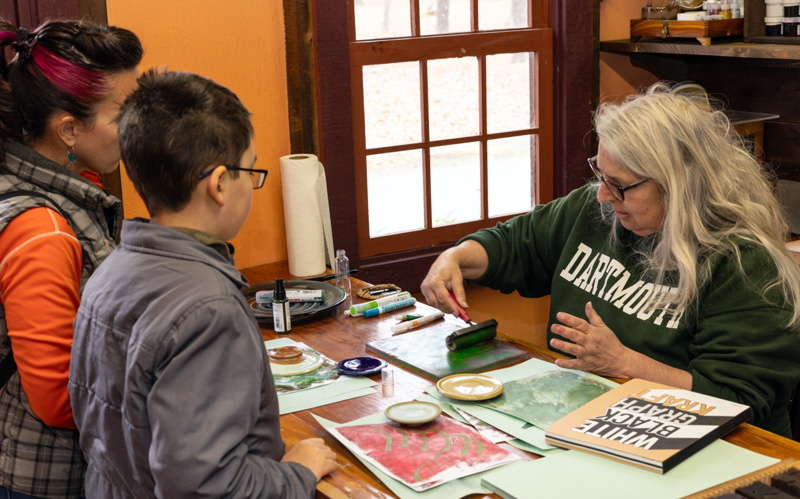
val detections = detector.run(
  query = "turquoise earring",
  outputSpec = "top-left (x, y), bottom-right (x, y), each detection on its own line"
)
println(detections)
top-left (67, 147), bottom-right (76, 169)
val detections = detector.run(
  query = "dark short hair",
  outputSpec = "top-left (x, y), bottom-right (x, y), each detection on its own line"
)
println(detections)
top-left (118, 70), bottom-right (254, 215)
top-left (0, 19), bottom-right (143, 142)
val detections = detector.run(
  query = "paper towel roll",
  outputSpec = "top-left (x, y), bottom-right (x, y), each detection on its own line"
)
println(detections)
top-left (279, 154), bottom-right (335, 277)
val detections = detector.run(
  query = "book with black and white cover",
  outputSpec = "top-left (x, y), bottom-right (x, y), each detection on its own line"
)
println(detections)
top-left (545, 378), bottom-right (750, 474)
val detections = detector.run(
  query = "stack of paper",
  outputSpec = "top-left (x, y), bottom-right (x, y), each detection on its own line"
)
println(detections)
top-left (419, 358), bottom-right (618, 453)
top-left (480, 440), bottom-right (778, 499)
top-left (265, 338), bottom-right (377, 414)
top-left (315, 413), bottom-right (508, 499)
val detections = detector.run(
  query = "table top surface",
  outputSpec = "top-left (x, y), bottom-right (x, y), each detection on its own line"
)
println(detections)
top-left (243, 261), bottom-right (800, 499)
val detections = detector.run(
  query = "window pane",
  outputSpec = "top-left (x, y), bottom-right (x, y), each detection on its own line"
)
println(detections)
top-left (420, 0), bottom-right (471, 35)
top-left (487, 52), bottom-right (534, 133)
top-left (428, 57), bottom-right (479, 141)
top-left (431, 142), bottom-right (481, 227)
top-left (367, 150), bottom-right (425, 237)
top-left (488, 135), bottom-right (535, 217)
top-left (363, 63), bottom-right (421, 149)
top-left (479, 0), bottom-right (528, 30)
top-left (355, 0), bottom-right (411, 40)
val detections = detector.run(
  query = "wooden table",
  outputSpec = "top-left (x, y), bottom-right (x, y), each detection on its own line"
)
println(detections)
top-left (244, 261), bottom-right (800, 499)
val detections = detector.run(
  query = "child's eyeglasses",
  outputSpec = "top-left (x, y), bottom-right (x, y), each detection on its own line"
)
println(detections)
top-left (198, 166), bottom-right (269, 189)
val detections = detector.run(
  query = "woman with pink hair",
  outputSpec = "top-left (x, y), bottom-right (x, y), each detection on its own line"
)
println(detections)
top-left (0, 19), bottom-right (142, 499)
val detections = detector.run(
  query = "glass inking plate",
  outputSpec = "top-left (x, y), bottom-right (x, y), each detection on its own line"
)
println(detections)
top-left (242, 280), bottom-right (346, 325)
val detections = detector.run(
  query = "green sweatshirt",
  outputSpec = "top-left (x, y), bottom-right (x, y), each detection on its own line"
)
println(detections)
top-left (465, 184), bottom-right (800, 437)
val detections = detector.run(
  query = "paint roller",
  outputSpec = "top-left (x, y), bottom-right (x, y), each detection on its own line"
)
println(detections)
top-left (445, 291), bottom-right (499, 351)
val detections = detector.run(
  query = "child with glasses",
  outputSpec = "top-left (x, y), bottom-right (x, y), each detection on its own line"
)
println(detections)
top-left (68, 70), bottom-right (337, 498)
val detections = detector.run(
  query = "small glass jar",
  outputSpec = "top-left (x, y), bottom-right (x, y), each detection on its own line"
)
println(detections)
top-left (782, 16), bottom-right (799, 36)
top-left (766, 16), bottom-right (783, 35)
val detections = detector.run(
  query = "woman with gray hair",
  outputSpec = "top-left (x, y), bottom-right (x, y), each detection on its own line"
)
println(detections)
top-left (421, 82), bottom-right (800, 438)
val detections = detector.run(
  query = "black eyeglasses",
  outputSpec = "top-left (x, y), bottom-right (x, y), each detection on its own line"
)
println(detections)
top-left (198, 166), bottom-right (269, 189)
top-left (587, 156), bottom-right (649, 202)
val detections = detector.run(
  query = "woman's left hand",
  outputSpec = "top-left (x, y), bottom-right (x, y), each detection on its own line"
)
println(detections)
top-left (549, 301), bottom-right (633, 378)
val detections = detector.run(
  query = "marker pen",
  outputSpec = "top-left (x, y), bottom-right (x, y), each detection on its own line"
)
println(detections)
top-left (390, 311), bottom-right (445, 334)
top-left (363, 298), bottom-right (416, 318)
top-left (350, 291), bottom-right (412, 317)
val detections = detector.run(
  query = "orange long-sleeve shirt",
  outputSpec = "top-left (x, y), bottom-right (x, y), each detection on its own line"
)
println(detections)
top-left (0, 172), bottom-right (104, 429)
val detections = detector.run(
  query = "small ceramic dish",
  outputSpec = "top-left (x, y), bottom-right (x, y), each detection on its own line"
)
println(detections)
top-left (337, 357), bottom-right (387, 377)
top-left (270, 350), bottom-right (324, 376)
top-left (436, 373), bottom-right (504, 401)
top-left (385, 401), bottom-right (442, 426)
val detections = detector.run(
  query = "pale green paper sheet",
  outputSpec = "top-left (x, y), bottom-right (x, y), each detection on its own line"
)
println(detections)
top-left (414, 394), bottom-right (468, 423)
top-left (279, 386), bottom-right (377, 415)
top-left (480, 440), bottom-right (779, 499)
top-left (314, 413), bottom-right (510, 499)
top-left (421, 392), bottom-right (553, 450)
top-left (264, 339), bottom-right (378, 415)
top-left (422, 358), bottom-right (619, 450)
top-left (506, 439), bottom-right (565, 456)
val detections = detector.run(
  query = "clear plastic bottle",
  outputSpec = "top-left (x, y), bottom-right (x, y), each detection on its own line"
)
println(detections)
top-left (335, 249), bottom-right (351, 297)
top-left (272, 279), bottom-right (291, 334)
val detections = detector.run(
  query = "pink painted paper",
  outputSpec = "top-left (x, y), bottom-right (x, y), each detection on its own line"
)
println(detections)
top-left (336, 417), bottom-right (517, 489)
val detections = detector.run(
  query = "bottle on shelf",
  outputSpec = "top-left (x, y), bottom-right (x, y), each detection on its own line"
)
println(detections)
top-left (721, 0), bottom-right (731, 19)
top-left (708, 0), bottom-right (720, 16)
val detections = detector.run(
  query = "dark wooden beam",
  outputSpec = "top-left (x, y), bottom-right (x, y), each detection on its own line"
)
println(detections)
top-left (313, 0), bottom-right (360, 270)
top-left (554, 0), bottom-right (595, 196)
top-left (284, 0), bottom-right (319, 156)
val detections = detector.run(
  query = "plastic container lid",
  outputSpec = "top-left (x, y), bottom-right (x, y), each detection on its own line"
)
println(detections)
top-left (766, 16), bottom-right (785, 21)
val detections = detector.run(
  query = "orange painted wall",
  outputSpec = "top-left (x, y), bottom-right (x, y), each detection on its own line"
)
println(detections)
top-left (599, 0), bottom-right (659, 103)
top-left (106, 0), bottom-right (290, 269)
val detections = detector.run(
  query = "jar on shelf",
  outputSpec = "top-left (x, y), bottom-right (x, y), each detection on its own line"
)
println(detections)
top-left (766, 16), bottom-right (783, 35)
top-left (784, 0), bottom-right (800, 17)
top-left (782, 16), bottom-right (800, 36)
top-left (767, 2), bottom-right (784, 17)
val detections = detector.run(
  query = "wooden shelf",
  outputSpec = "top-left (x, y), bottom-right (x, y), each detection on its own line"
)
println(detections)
top-left (600, 38), bottom-right (800, 61)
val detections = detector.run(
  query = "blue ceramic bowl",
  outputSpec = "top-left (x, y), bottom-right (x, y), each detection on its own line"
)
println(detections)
top-left (337, 357), bottom-right (388, 377)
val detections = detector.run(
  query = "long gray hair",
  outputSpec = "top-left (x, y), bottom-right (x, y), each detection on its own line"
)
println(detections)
top-left (594, 82), bottom-right (800, 326)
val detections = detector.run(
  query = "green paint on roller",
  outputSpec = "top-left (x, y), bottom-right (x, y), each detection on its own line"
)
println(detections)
top-left (446, 319), bottom-right (498, 351)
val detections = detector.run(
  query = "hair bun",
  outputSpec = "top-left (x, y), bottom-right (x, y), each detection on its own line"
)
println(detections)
top-left (11, 27), bottom-right (35, 60)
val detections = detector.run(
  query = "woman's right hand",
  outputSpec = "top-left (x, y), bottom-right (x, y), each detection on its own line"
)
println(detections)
top-left (420, 249), bottom-right (467, 316)
top-left (421, 240), bottom-right (489, 316)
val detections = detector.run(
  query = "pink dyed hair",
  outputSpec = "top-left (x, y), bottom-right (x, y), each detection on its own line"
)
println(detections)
top-left (30, 45), bottom-right (106, 101)
top-left (0, 31), bottom-right (17, 44)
